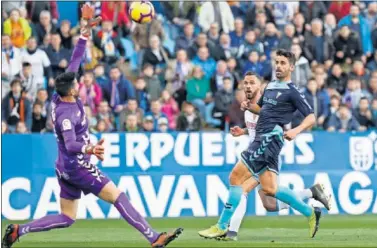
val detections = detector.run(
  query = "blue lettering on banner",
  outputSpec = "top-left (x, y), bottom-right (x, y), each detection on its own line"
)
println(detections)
top-left (2, 131), bottom-right (377, 220)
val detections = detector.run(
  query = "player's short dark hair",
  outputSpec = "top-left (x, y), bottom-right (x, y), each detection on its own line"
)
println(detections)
top-left (243, 71), bottom-right (261, 81)
top-left (276, 49), bottom-right (296, 65)
top-left (22, 62), bottom-right (31, 68)
top-left (55, 72), bottom-right (76, 97)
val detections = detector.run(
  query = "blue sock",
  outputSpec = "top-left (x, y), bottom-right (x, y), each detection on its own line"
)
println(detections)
top-left (275, 186), bottom-right (313, 217)
top-left (217, 185), bottom-right (243, 230)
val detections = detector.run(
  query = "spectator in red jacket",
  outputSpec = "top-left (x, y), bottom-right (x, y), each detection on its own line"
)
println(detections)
top-left (328, 1), bottom-right (352, 22)
top-left (79, 71), bottom-right (103, 115)
top-left (101, 1), bottom-right (131, 37)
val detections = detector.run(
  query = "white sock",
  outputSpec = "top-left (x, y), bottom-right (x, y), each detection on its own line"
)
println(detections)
top-left (229, 193), bottom-right (247, 232)
top-left (277, 188), bottom-right (313, 210)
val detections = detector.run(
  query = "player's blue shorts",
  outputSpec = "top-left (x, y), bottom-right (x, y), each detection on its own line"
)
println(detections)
top-left (240, 125), bottom-right (284, 179)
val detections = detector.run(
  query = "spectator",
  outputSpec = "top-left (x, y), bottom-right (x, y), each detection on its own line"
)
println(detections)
top-left (132, 19), bottom-right (165, 51)
top-left (96, 100), bottom-right (115, 131)
top-left (3, 2), bottom-right (26, 17)
top-left (192, 47), bottom-right (216, 79)
top-left (176, 101), bottom-right (202, 131)
top-left (162, 2), bottom-right (197, 35)
top-left (293, 12), bottom-right (306, 42)
top-left (93, 19), bottom-right (125, 66)
top-left (214, 77), bottom-right (234, 123)
top-left (207, 22), bottom-right (221, 44)
top-left (328, 1), bottom-right (352, 22)
top-left (2, 34), bottom-right (22, 96)
top-left (175, 22), bottom-right (196, 52)
top-left (145, 100), bottom-right (168, 131)
top-left (227, 57), bottom-right (241, 89)
top-left (299, 1), bottom-right (327, 22)
top-left (338, 5), bottom-right (373, 56)
top-left (165, 49), bottom-right (193, 104)
top-left (21, 36), bottom-right (53, 91)
top-left (100, 2), bottom-right (131, 37)
top-left (142, 63), bottom-right (162, 101)
top-left (36, 89), bottom-right (49, 118)
top-left (278, 24), bottom-right (296, 51)
top-left (253, 10), bottom-right (268, 38)
top-left (364, 3), bottom-right (377, 32)
top-left (31, 101), bottom-right (46, 133)
top-left (26, 1), bottom-right (59, 24)
top-left (2, 121), bottom-right (10, 134)
top-left (34, 10), bottom-right (58, 45)
top-left (119, 98), bottom-right (144, 131)
top-left (303, 78), bottom-right (329, 128)
top-left (83, 39), bottom-right (103, 71)
top-left (368, 73), bottom-right (377, 98)
top-left (353, 97), bottom-right (375, 129)
top-left (57, 20), bottom-right (72, 50)
top-left (93, 119), bottom-right (108, 133)
top-left (83, 105), bottom-right (98, 132)
top-left (323, 13), bottom-right (337, 38)
top-left (229, 18), bottom-right (245, 48)
top-left (303, 19), bottom-right (334, 67)
top-left (210, 60), bottom-right (233, 94)
top-left (157, 117), bottom-right (170, 132)
top-left (15, 62), bottom-right (40, 102)
top-left (142, 115), bottom-right (154, 132)
top-left (372, 98), bottom-right (377, 124)
top-left (15, 121), bottom-right (29, 134)
top-left (40, 33), bottom-right (52, 51)
top-left (291, 43), bottom-right (311, 89)
top-left (333, 25), bottom-right (363, 65)
top-left (45, 32), bottom-right (72, 78)
top-left (142, 35), bottom-right (171, 74)
top-left (94, 64), bottom-right (108, 87)
top-left (228, 89), bottom-right (246, 127)
top-left (350, 60), bottom-right (371, 87)
top-left (271, 2), bottom-right (298, 30)
top-left (3, 8), bottom-right (32, 48)
top-left (327, 64), bottom-right (348, 95)
top-left (239, 30), bottom-right (264, 63)
top-left (372, 25), bottom-right (377, 51)
top-left (79, 71), bottom-right (103, 115)
top-left (327, 104), bottom-right (364, 132)
top-left (243, 51), bottom-right (271, 79)
top-left (198, 1), bottom-right (235, 34)
top-left (187, 33), bottom-right (217, 60)
top-left (161, 90), bottom-right (179, 130)
top-left (2, 79), bottom-right (32, 132)
top-left (101, 66), bottom-right (135, 114)
top-left (262, 23), bottom-right (279, 60)
top-left (367, 50), bottom-right (377, 72)
top-left (227, 1), bottom-right (247, 19)
top-left (245, 1), bottom-right (275, 28)
top-left (186, 66), bottom-right (211, 117)
top-left (134, 77), bottom-right (149, 112)
top-left (343, 77), bottom-right (371, 109)
top-left (125, 114), bottom-right (140, 132)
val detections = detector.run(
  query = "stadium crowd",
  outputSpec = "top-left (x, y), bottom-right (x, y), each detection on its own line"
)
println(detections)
top-left (2, 1), bottom-right (377, 134)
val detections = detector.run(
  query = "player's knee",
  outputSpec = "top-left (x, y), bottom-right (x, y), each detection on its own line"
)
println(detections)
top-left (229, 171), bottom-right (242, 185)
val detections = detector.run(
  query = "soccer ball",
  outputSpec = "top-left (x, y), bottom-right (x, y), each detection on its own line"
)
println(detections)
top-left (129, 1), bottom-right (155, 24)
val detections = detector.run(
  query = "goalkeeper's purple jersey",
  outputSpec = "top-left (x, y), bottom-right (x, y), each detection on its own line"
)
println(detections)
top-left (51, 37), bottom-right (91, 171)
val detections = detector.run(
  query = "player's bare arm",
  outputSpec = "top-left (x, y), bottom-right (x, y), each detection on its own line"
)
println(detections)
top-left (230, 126), bottom-right (248, 137)
top-left (284, 113), bottom-right (315, 141)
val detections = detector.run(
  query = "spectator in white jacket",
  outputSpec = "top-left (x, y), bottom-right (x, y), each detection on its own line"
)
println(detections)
top-left (2, 35), bottom-right (22, 98)
top-left (198, 1), bottom-right (234, 34)
top-left (21, 36), bottom-right (53, 90)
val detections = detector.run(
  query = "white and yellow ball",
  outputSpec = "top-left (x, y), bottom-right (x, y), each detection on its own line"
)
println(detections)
top-left (129, 1), bottom-right (155, 24)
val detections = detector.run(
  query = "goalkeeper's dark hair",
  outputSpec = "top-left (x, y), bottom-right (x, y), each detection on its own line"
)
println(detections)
top-left (276, 49), bottom-right (296, 65)
top-left (55, 72), bottom-right (76, 97)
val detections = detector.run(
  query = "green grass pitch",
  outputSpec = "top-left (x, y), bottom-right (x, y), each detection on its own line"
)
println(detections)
top-left (2, 215), bottom-right (377, 247)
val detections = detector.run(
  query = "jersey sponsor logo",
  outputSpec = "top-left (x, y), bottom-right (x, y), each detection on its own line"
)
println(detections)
top-left (263, 96), bottom-right (277, 105)
top-left (62, 119), bottom-right (72, 131)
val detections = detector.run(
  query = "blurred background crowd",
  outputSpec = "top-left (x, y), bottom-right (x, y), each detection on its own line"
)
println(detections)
top-left (2, 1), bottom-right (377, 135)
